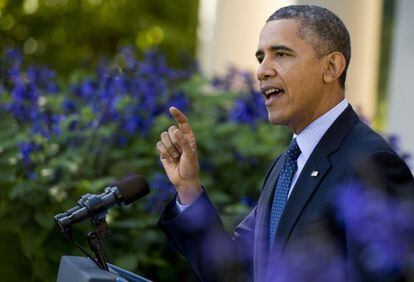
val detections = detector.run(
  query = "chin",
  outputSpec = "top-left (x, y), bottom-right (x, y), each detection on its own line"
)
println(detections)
top-left (267, 113), bottom-right (286, 125)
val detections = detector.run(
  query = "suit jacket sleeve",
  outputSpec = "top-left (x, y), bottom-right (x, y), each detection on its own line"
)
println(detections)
top-left (158, 191), bottom-right (256, 282)
top-left (158, 157), bottom-right (281, 282)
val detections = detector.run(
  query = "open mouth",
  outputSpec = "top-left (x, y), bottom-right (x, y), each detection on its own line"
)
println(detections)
top-left (261, 87), bottom-right (285, 99)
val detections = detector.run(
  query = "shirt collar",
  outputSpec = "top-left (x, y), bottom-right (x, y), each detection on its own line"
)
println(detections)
top-left (293, 99), bottom-right (349, 159)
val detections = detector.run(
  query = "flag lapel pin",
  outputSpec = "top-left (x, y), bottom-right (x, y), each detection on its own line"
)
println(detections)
top-left (311, 171), bottom-right (319, 177)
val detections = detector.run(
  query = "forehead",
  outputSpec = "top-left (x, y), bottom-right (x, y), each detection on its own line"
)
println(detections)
top-left (257, 19), bottom-right (313, 52)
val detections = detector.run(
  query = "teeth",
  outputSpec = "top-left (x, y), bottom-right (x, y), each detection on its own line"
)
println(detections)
top-left (264, 88), bottom-right (281, 96)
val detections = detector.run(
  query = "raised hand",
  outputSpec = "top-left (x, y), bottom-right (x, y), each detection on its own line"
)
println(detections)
top-left (156, 107), bottom-right (202, 204)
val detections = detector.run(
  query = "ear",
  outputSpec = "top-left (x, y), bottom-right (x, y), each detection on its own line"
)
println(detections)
top-left (323, 52), bottom-right (346, 84)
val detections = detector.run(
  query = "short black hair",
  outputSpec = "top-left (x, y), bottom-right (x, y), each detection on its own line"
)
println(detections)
top-left (267, 5), bottom-right (351, 89)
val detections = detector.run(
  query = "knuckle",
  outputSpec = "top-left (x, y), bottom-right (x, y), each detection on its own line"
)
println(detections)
top-left (174, 129), bottom-right (181, 137)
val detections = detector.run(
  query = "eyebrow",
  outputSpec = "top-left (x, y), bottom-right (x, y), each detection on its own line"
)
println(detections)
top-left (255, 45), bottom-right (295, 58)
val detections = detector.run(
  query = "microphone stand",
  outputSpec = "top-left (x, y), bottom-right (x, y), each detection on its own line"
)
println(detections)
top-left (79, 193), bottom-right (111, 271)
top-left (87, 223), bottom-right (109, 271)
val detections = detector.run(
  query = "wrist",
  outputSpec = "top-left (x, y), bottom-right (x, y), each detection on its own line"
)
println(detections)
top-left (176, 180), bottom-right (202, 205)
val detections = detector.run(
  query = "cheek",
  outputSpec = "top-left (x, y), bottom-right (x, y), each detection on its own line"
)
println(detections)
top-left (282, 68), bottom-right (321, 110)
top-left (288, 66), bottom-right (322, 97)
top-left (280, 62), bottom-right (306, 86)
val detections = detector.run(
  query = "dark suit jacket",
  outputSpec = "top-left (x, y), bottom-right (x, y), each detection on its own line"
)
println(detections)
top-left (158, 106), bottom-right (414, 282)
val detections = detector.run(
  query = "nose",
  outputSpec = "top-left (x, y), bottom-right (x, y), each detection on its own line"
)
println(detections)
top-left (256, 58), bottom-right (277, 81)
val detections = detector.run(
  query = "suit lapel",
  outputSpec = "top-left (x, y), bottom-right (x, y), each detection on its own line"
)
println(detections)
top-left (265, 105), bottom-right (359, 280)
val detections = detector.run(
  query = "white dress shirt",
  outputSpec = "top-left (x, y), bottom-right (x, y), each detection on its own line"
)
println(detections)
top-left (177, 98), bottom-right (349, 211)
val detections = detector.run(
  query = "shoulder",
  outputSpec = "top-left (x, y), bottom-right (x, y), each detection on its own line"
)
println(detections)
top-left (341, 120), bottom-right (398, 162)
top-left (315, 105), bottom-right (399, 170)
top-left (339, 120), bottom-right (413, 187)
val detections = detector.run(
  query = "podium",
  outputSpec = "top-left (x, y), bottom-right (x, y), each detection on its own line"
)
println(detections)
top-left (57, 256), bottom-right (152, 282)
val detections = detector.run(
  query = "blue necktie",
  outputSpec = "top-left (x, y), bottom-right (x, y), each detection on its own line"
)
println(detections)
top-left (269, 138), bottom-right (301, 250)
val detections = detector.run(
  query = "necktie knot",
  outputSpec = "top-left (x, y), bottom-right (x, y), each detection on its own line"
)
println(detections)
top-left (286, 138), bottom-right (301, 163)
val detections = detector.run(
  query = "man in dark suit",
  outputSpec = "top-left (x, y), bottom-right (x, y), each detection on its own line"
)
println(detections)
top-left (156, 5), bottom-right (414, 282)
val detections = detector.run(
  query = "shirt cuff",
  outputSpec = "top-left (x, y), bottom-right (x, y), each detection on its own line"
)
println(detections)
top-left (175, 188), bottom-right (204, 213)
top-left (176, 197), bottom-right (190, 213)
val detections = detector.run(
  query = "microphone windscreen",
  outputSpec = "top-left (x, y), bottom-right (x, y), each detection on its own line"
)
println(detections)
top-left (114, 175), bottom-right (150, 205)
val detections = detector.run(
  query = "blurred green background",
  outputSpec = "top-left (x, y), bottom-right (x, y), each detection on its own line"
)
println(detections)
top-left (0, 0), bottom-right (199, 75)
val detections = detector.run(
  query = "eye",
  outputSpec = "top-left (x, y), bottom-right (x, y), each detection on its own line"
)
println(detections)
top-left (276, 52), bottom-right (287, 57)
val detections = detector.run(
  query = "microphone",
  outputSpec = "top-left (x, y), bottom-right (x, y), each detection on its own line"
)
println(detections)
top-left (54, 175), bottom-right (150, 233)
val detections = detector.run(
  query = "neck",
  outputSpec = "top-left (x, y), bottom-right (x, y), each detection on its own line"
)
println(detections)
top-left (291, 88), bottom-right (345, 134)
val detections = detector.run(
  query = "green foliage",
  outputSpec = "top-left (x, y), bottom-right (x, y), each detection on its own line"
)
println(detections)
top-left (0, 0), bottom-right (199, 75)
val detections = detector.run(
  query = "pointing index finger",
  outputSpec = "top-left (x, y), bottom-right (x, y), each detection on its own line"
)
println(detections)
top-left (169, 106), bottom-right (187, 123)
top-left (169, 107), bottom-right (192, 133)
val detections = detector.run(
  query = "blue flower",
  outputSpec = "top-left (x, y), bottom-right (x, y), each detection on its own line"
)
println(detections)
top-left (18, 141), bottom-right (41, 167)
top-left (18, 142), bottom-right (33, 167)
top-left (167, 90), bottom-right (189, 113)
top-left (28, 66), bottom-right (59, 94)
top-left (213, 68), bottom-right (267, 125)
top-left (2, 46), bottom-right (196, 178)
top-left (62, 99), bottom-right (76, 113)
top-left (229, 92), bottom-right (267, 125)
